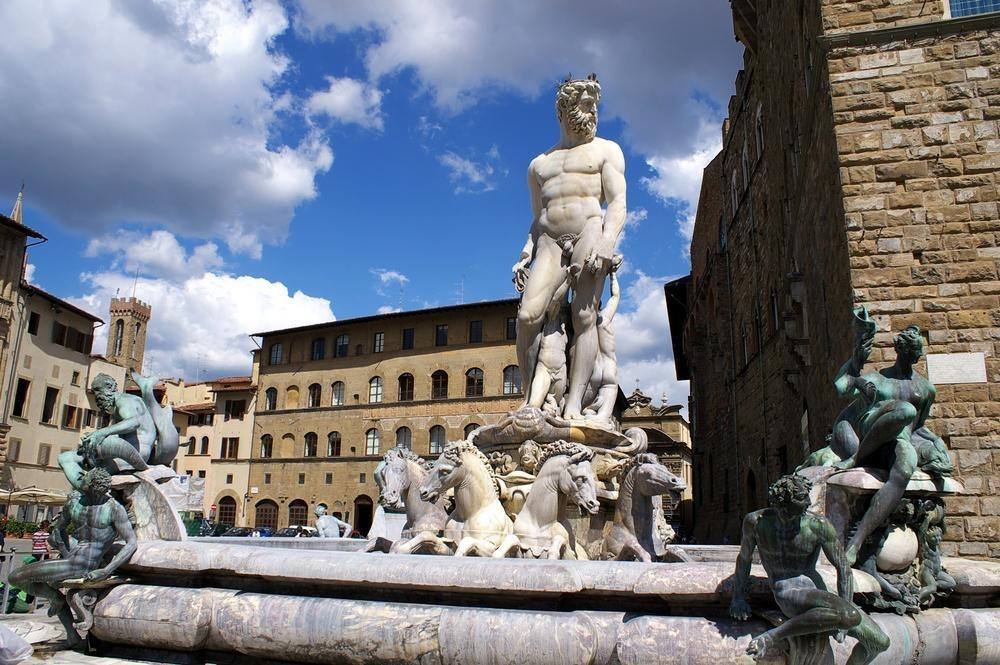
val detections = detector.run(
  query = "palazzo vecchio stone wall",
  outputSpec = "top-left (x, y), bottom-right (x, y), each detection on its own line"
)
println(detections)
top-left (677, 1), bottom-right (1000, 550)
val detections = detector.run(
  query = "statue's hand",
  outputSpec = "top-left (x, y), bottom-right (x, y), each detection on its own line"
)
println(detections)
top-left (856, 378), bottom-right (877, 403)
top-left (834, 630), bottom-right (847, 644)
top-left (584, 238), bottom-right (616, 274)
top-left (84, 568), bottom-right (109, 582)
top-left (512, 259), bottom-right (530, 293)
top-left (729, 597), bottom-right (752, 621)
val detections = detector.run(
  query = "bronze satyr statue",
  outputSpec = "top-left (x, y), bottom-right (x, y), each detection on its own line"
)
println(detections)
top-left (730, 474), bottom-right (889, 664)
top-left (10, 468), bottom-right (137, 645)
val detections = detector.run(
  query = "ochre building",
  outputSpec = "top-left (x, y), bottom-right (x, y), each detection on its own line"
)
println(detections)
top-left (249, 299), bottom-right (524, 534)
top-left (670, 1), bottom-right (1000, 551)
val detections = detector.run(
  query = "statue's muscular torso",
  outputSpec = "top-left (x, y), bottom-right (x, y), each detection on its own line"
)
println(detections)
top-left (530, 138), bottom-right (618, 238)
top-left (750, 509), bottom-right (830, 586)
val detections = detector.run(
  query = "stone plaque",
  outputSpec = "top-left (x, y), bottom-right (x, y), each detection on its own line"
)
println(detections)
top-left (926, 352), bottom-right (987, 385)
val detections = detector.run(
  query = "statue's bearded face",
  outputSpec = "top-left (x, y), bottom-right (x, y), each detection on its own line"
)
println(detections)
top-left (95, 387), bottom-right (115, 414)
top-left (556, 81), bottom-right (600, 141)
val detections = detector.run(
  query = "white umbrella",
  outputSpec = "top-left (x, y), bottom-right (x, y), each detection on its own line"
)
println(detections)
top-left (4, 487), bottom-right (67, 506)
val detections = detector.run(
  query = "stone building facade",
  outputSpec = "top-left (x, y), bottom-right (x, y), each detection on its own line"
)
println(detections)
top-left (249, 299), bottom-right (524, 533)
top-left (104, 296), bottom-right (151, 375)
top-left (671, 1), bottom-right (1000, 550)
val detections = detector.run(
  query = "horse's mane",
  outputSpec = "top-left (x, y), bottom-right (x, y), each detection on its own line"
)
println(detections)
top-left (441, 440), bottom-right (499, 497)
top-left (617, 452), bottom-right (659, 481)
top-left (536, 440), bottom-right (593, 470)
top-left (386, 445), bottom-right (431, 470)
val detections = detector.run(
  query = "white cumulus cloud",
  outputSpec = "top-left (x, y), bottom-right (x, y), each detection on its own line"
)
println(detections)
top-left (85, 230), bottom-right (224, 281)
top-left (307, 76), bottom-right (385, 130)
top-left (438, 147), bottom-right (505, 194)
top-left (612, 271), bottom-right (690, 411)
top-left (0, 0), bottom-right (332, 256)
top-left (73, 270), bottom-right (334, 379)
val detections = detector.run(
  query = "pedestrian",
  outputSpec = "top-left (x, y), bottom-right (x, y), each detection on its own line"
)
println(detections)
top-left (0, 515), bottom-right (7, 552)
top-left (30, 521), bottom-right (50, 561)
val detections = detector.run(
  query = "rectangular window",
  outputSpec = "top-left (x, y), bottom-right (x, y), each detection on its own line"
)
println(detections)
top-left (225, 474), bottom-right (233, 484)
top-left (335, 335), bottom-right (349, 357)
top-left (730, 172), bottom-right (740, 215)
top-left (62, 405), bottom-right (80, 430)
top-left (198, 470), bottom-right (206, 479)
top-left (220, 437), bottom-right (239, 459)
top-left (27, 312), bottom-right (39, 335)
top-left (505, 317), bottom-right (516, 340)
top-left (359, 473), bottom-right (366, 484)
top-left (41, 387), bottom-right (59, 424)
top-left (372, 332), bottom-right (384, 353)
top-left (468, 320), bottom-right (483, 343)
top-left (37, 444), bottom-right (51, 467)
top-left (224, 400), bottom-right (246, 421)
top-left (51, 321), bottom-right (66, 345)
top-left (325, 473), bottom-right (333, 485)
top-left (435, 324), bottom-right (448, 347)
top-left (83, 408), bottom-right (94, 428)
top-left (298, 473), bottom-right (305, 485)
top-left (8, 438), bottom-right (20, 462)
top-left (264, 473), bottom-right (271, 484)
top-left (71, 371), bottom-right (80, 386)
top-left (950, 0), bottom-right (1000, 16)
top-left (310, 338), bottom-right (325, 361)
top-left (12, 378), bottom-right (30, 418)
top-left (401, 327), bottom-right (414, 350)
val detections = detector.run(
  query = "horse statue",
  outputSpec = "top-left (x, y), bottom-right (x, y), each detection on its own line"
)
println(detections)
top-left (419, 440), bottom-right (513, 556)
top-left (493, 441), bottom-right (600, 560)
top-left (599, 453), bottom-right (690, 562)
top-left (367, 447), bottom-right (450, 554)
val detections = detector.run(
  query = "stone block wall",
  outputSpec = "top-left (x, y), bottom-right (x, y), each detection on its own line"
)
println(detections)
top-left (827, 25), bottom-right (1000, 557)
top-left (823, 0), bottom-right (946, 34)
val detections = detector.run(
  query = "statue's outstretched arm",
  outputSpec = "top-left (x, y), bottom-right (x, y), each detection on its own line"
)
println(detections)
top-left (602, 267), bottom-right (621, 321)
top-left (53, 509), bottom-right (72, 558)
top-left (596, 143), bottom-right (627, 259)
top-left (95, 502), bottom-right (138, 580)
top-left (916, 383), bottom-right (936, 429)
top-left (729, 512), bottom-right (758, 619)
top-left (820, 517), bottom-right (854, 603)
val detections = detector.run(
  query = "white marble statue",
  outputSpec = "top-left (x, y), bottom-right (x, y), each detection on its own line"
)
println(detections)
top-left (513, 73), bottom-right (626, 424)
top-left (315, 504), bottom-right (351, 538)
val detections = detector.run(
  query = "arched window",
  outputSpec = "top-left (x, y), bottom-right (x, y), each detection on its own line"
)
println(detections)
top-left (187, 437), bottom-right (196, 454)
top-left (255, 500), bottom-right (278, 530)
top-left (429, 425), bottom-right (446, 455)
top-left (304, 432), bottom-right (318, 457)
top-left (396, 427), bottom-right (412, 450)
top-left (307, 383), bottom-right (322, 408)
top-left (131, 323), bottom-right (141, 359)
top-left (368, 377), bottom-right (383, 403)
top-left (335, 334), bottom-right (349, 357)
top-left (288, 499), bottom-right (308, 527)
top-left (260, 434), bottom-right (273, 458)
top-left (217, 496), bottom-right (237, 527)
top-left (331, 381), bottom-right (345, 406)
top-left (354, 495), bottom-right (374, 536)
top-left (264, 387), bottom-right (277, 411)
top-left (285, 385), bottom-right (299, 409)
top-left (398, 373), bottom-right (414, 401)
top-left (464, 423), bottom-right (481, 438)
top-left (113, 319), bottom-right (124, 356)
top-left (465, 368), bottom-right (484, 397)
top-left (365, 429), bottom-right (380, 456)
top-left (200, 436), bottom-right (209, 455)
top-left (269, 343), bottom-right (283, 365)
top-left (310, 337), bottom-right (326, 361)
top-left (502, 365), bottom-right (522, 395)
top-left (327, 431), bottom-right (341, 457)
top-left (431, 370), bottom-right (448, 399)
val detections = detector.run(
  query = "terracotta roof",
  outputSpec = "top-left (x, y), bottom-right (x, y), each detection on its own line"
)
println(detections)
top-left (175, 402), bottom-right (215, 413)
top-left (22, 284), bottom-right (102, 323)
top-left (252, 297), bottom-right (519, 338)
top-left (207, 376), bottom-right (251, 385)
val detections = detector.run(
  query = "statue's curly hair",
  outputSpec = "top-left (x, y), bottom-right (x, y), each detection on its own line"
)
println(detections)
top-left (83, 467), bottom-right (112, 496)
top-left (768, 474), bottom-right (812, 509)
top-left (556, 76), bottom-right (601, 121)
top-left (893, 325), bottom-right (924, 358)
top-left (90, 373), bottom-right (117, 393)
top-left (535, 440), bottom-right (593, 470)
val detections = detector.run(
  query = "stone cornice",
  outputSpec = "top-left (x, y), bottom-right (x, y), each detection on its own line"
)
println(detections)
top-left (820, 14), bottom-right (1000, 50)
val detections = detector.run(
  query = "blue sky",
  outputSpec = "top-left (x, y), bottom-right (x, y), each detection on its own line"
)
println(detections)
top-left (0, 0), bottom-right (742, 405)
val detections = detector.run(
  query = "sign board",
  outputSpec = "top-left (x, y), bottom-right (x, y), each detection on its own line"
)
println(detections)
top-left (250, 487), bottom-right (259, 494)
top-left (926, 352), bottom-right (987, 385)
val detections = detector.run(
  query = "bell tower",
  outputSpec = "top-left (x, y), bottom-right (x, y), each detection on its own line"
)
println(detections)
top-left (106, 296), bottom-right (151, 374)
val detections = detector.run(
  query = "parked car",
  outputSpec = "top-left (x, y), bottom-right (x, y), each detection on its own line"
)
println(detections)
top-left (220, 526), bottom-right (254, 537)
top-left (274, 526), bottom-right (317, 538)
top-left (195, 520), bottom-right (228, 537)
